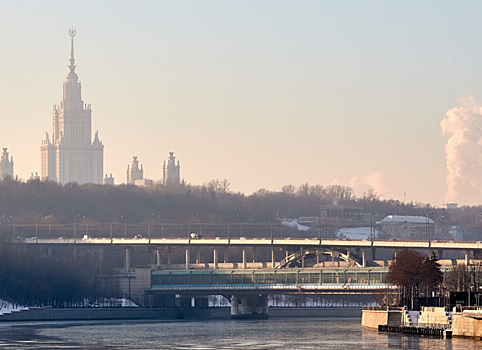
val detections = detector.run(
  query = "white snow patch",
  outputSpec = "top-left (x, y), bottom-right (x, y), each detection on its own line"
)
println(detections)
top-left (0, 301), bottom-right (29, 315)
top-left (281, 219), bottom-right (310, 232)
top-left (336, 227), bottom-right (379, 240)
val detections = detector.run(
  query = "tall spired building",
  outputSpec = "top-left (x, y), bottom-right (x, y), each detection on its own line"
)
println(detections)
top-left (41, 29), bottom-right (104, 185)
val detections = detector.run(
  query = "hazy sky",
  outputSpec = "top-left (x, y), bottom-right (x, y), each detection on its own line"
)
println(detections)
top-left (2, 1), bottom-right (482, 205)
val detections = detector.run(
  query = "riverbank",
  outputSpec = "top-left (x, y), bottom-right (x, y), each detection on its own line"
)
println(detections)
top-left (0, 307), bottom-right (361, 322)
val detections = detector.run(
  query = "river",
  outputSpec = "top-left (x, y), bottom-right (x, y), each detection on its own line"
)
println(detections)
top-left (1, 318), bottom-right (482, 349)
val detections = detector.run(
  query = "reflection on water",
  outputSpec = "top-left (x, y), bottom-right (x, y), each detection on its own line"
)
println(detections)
top-left (0, 318), bottom-right (481, 349)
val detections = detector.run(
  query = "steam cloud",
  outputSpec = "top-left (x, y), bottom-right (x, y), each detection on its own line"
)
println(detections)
top-left (441, 96), bottom-right (482, 205)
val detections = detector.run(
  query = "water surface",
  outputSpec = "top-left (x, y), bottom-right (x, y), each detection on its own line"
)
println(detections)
top-left (0, 318), bottom-right (482, 349)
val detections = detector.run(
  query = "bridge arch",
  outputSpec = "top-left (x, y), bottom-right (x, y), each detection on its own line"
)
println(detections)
top-left (275, 248), bottom-right (363, 269)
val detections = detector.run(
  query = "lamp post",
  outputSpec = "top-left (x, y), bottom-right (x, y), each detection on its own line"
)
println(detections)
top-left (423, 212), bottom-right (434, 241)
top-left (35, 214), bottom-right (45, 241)
top-left (74, 215), bottom-right (85, 241)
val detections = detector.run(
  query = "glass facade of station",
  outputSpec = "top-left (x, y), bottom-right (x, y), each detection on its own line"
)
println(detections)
top-left (151, 268), bottom-right (388, 288)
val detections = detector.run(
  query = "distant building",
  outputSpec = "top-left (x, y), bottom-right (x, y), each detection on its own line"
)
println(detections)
top-left (134, 178), bottom-right (153, 187)
top-left (163, 152), bottom-right (180, 184)
top-left (320, 204), bottom-right (365, 222)
top-left (29, 172), bottom-right (40, 181)
top-left (40, 29), bottom-right (104, 185)
top-left (127, 156), bottom-right (143, 184)
top-left (0, 148), bottom-right (14, 180)
top-left (381, 215), bottom-right (435, 240)
top-left (445, 203), bottom-right (458, 209)
top-left (104, 173), bottom-right (115, 185)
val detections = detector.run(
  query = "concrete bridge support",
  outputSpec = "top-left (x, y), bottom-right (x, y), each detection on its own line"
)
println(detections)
top-left (156, 250), bottom-right (161, 267)
top-left (213, 248), bottom-right (219, 269)
top-left (230, 294), bottom-right (268, 319)
top-left (362, 249), bottom-right (366, 267)
top-left (186, 248), bottom-right (191, 270)
top-left (465, 250), bottom-right (471, 266)
top-left (124, 248), bottom-right (131, 273)
top-left (167, 247), bottom-right (172, 265)
top-left (196, 248), bottom-right (201, 264)
top-left (271, 249), bottom-right (275, 268)
top-left (224, 248), bottom-right (229, 263)
top-left (242, 249), bottom-right (247, 269)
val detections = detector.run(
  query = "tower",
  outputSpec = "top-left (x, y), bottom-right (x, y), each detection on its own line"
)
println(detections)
top-left (163, 152), bottom-right (180, 185)
top-left (0, 148), bottom-right (14, 180)
top-left (127, 156), bottom-right (144, 184)
top-left (40, 28), bottom-right (104, 184)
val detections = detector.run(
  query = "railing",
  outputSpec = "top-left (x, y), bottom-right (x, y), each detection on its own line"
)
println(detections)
top-left (150, 283), bottom-right (393, 291)
top-left (417, 322), bottom-right (451, 329)
top-left (363, 306), bottom-right (404, 311)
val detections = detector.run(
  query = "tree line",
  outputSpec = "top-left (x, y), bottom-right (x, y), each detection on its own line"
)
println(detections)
top-left (0, 241), bottom-right (118, 307)
top-left (1, 177), bottom-right (478, 228)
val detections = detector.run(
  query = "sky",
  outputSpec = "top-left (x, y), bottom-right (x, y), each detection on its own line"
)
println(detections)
top-left (2, 1), bottom-right (482, 206)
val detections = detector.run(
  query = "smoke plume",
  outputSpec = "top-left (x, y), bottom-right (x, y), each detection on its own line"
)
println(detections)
top-left (441, 96), bottom-right (482, 205)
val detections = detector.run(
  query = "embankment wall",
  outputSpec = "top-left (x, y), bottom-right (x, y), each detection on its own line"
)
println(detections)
top-left (0, 307), bottom-right (362, 322)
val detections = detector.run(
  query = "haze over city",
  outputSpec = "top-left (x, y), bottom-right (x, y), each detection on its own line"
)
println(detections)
top-left (2, 1), bottom-right (482, 205)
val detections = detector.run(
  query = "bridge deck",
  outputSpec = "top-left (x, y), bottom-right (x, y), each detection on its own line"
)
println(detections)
top-left (18, 237), bottom-right (482, 251)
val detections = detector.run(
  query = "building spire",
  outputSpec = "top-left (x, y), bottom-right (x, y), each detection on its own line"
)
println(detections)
top-left (68, 27), bottom-right (77, 73)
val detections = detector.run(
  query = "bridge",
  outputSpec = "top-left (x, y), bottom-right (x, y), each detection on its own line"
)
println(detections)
top-left (17, 236), bottom-right (480, 268)
top-left (147, 267), bottom-right (393, 319)
top-left (4, 223), bottom-right (476, 318)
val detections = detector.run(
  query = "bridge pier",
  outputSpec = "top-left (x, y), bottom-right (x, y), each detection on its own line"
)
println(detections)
top-left (167, 247), bottom-right (172, 265)
top-left (224, 247), bottom-right (229, 263)
top-left (242, 249), bottom-right (247, 269)
top-left (271, 249), bottom-right (275, 268)
top-left (465, 250), bottom-right (471, 266)
top-left (124, 248), bottom-right (131, 273)
top-left (186, 248), bottom-right (191, 270)
top-left (196, 247), bottom-right (201, 264)
top-left (213, 248), bottom-right (219, 269)
top-left (156, 249), bottom-right (161, 267)
top-left (230, 294), bottom-right (268, 319)
top-left (362, 249), bottom-right (366, 267)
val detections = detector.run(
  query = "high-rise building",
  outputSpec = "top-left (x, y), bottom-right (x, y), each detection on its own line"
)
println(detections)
top-left (127, 156), bottom-right (143, 184)
top-left (40, 28), bottom-right (104, 185)
top-left (0, 148), bottom-right (14, 180)
top-left (163, 152), bottom-right (180, 184)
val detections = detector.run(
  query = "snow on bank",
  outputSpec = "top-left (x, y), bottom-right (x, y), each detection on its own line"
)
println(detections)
top-left (281, 219), bottom-right (310, 232)
top-left (336, 227), bottom-right (379, 240)
top-left (0, 301), bottom-right (28, 315)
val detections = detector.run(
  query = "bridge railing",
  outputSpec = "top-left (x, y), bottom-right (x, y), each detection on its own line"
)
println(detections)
top-left (1, 222), bottom-right (308, 240)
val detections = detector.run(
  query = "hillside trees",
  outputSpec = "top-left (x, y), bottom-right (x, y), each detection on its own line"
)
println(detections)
top-left (0, 177), bottom-right (468, 227)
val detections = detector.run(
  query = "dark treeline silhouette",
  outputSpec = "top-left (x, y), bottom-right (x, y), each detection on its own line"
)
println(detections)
top-left (0, 240), bottom-right (118, 307)
top-left (0, 177), bottom-right (480, 227)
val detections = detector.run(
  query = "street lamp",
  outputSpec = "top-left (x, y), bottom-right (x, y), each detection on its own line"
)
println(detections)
top-left (423, 212), bottom-right (434, 241)
top-left (74, 215), bottom-right (85, 240)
